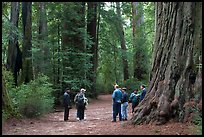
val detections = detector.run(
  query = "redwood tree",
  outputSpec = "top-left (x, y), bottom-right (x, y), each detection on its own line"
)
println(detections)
top-left (21, 2), bottom-right (33, 84)
top-left (132, 2), bottom-right (146, 80)
top-left (87, 2), bottom-right (98, 97)
top-left (61, 2), bottom-right (87, 90)
top-left (132, 2), bottom-right (202, 125)
top-left (37, 2), bottom-right (49, 76)
top-left (7, 2), bottom-right (22, 86)
top-left (116, 2), bottom-right (129, 81)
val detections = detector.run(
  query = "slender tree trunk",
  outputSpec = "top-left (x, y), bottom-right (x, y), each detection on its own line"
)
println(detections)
top-left (57, 21), bottom-right (61, 86)
top-left (116, 2), bottom-right (129, 81)
top-left (21, 2), bottom-right (33, 84)
top-left (132, 2), bottom-right (146, 80)
top-left (37, 2), bottom-right (49, 76)
top-left (61, 2), bottom-right (70, 88)
top-left (132, 2), bottom-right (202, 125)
top-left (87, 2), bottom-right (98, 97)
top-left (7, 2), bottom-right (22, 86)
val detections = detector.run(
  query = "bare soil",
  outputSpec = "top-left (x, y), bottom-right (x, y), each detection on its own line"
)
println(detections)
top-left (2, 94), bottom-right (197, 135)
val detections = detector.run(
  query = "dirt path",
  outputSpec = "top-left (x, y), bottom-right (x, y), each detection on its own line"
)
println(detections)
top-left (2, 94), bottom-right (196, 135)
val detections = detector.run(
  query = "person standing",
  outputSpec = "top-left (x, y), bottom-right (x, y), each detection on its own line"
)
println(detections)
top-left (129, 89), bottom-right (140, 114)
top-left (140, 85), bottom-right (147, 101)
top-left (63, 88), bottom-right (71, 121)
top-left (121, 87), bottom-right (128, 121)
top-left (112, 84), bottom-right (123, 122)
top-left (75, 88), bottom-right (87, 121)
top-left (74, 91), bottom-right (80, 120)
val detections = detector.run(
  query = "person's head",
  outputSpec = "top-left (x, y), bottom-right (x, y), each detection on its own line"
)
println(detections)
top-left (114, 84), bottom-right (119, 89)
top-left (134, 89), bottom-right (138, 93)
top-left (140, 85), bottom-right (146, 90)
top-left (122, 87), bottom-right (127, 92)
top-left (80, 88), bottom-right (86, 93)
top-left (66, 88), bottom-right (70, 93)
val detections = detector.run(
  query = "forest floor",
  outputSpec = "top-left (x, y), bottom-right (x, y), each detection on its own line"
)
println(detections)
top-left (2, 94), bottom-right (197, 135)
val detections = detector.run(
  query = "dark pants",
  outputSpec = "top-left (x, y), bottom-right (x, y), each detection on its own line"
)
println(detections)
top-left (77, 105), bottom-right (85, 120)
top-left (64, 106), bottom-right (70, 121)
top-left (112, 102), bottom-right (122, 121)
top-left (132, 101), bottom-right (139, 113)
top-left (76, 104), bottom-right (79, 118)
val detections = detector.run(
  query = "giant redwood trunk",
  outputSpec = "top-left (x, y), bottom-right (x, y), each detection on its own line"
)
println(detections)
top-left (131, 2), bottom-right (202, 125)
top-left (7, 2), bottom-right (22, 86)
top-left (21, 2), bottom-right (33, 84)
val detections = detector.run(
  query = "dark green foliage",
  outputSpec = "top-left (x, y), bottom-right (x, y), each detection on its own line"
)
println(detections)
top-left (97, 2), bottom-right (154, 91)
top-left (12, 74), bottom-right (55, 118)
top-left (2, 2), bottom-right (155, 110)
top-left (2, 66), bottom-right (20, 121)
top-left (190, 107), bottom-right (202, 135)
top-left (119, 78), bottom-right (148, 94)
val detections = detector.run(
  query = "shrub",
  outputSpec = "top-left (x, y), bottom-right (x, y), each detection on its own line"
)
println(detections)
top-left (2, 66), bottom-right (21, 121)
top-left (192, 112), bottom-right (202, 135)
top-left (14, 74), bottom-right (55, 118)
top-left (190, 107), bottom-right (202, 135)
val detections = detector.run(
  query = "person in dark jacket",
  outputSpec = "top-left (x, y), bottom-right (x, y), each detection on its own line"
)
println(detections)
top-left (63, 88), bottom-right (71, 121)
top-left (140, 85), bottom-right (147, 101)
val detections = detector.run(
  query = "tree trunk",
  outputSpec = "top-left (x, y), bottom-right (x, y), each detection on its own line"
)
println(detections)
top-left (87, 2), bottom-right (98, 97)
top-left (7, 2), bottom-right (22, 86)
top-left (132, 2), bottom-right (146, 80)
top-left (61, 2), bottom-right (86, 89)
top-left (132, 2), bottom-right (202, 125)
top-left (116, 2), bottom-right (129, 81)
top-left (37, 2), bottom-right (49, 76)
top-left (61, 3), bottom-right (69, 89)
top-left (21, 2), bottom-right (33, 84)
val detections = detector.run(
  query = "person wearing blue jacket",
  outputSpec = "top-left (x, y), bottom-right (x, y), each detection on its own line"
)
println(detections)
top-left (112, 84), bottom-right (122, 122)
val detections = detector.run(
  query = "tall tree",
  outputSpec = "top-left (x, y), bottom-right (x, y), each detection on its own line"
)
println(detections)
top-left (132, 2), bottom-right (146, 80)
top-left (37, 2), bottom-right (49, 76)
top-left (62, 2), bottom-right (88, 90)
top-left (21, 2), bottom-right (33, 84)
top-left (132, 2), bottom-right (202, 125)
top-left (46, 2), bottom-right (63, 105)
top-left (87, 2), bottom-right (98, 97)
top-left (116, 2), bottom-right (129, 81)
top-left (7, 2), bottom-right (22, 86)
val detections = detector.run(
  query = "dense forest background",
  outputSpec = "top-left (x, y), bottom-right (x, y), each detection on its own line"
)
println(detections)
top-left (2, 1), bottom-right (155, 119)
top-left (2, 2), bottom-right (202, 130)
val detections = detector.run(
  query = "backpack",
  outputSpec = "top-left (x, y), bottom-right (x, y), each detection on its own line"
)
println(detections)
top-left (77, 94), bottom-right (85, 107)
